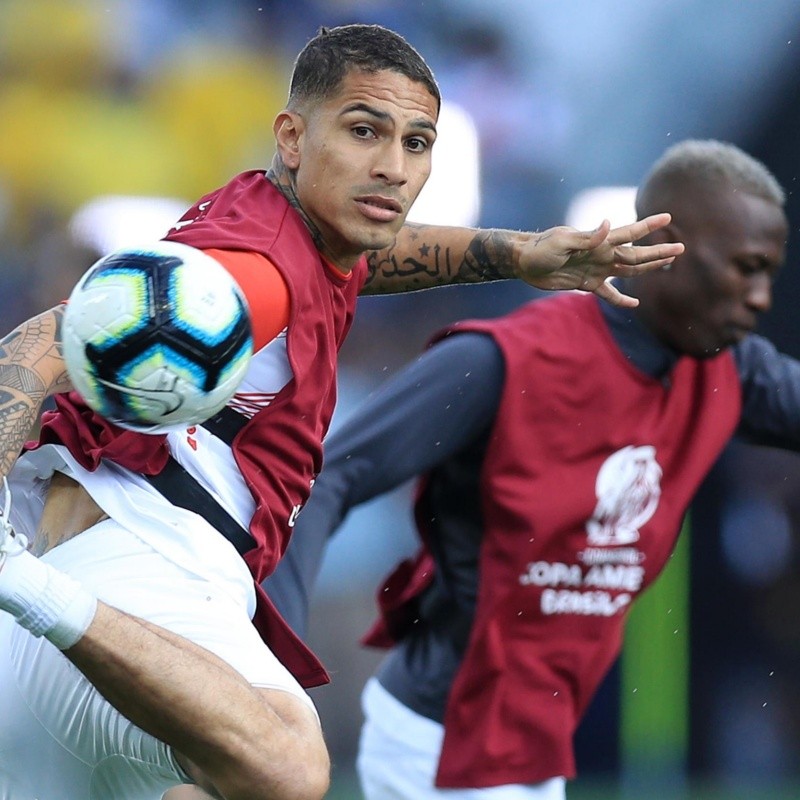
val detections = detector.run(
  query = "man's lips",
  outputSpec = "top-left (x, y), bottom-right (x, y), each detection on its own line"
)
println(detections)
top-left (354, 195), bottom-right (403, 222)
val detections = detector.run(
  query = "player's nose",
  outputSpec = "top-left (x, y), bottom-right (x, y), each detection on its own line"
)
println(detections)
top-left (371, 141), bottom-right (408, 186)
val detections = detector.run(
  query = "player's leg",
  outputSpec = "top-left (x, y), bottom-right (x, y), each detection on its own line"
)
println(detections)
top-left (64, 519), bottom-right (329, 799)
top-left (0, 615), bottom-right (92, 800)
top-left (357, 678), bottom-right (566, 800)
top-left (1, 605), bottom-right (191, 800)
top-left (0, 510), bottom-right (328, 800)
top-left (69, 605), bottom-right (328, 799)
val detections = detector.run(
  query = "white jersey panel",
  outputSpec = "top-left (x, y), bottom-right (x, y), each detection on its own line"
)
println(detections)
top-left (15, 445), bottom-right (257, 618)
top-left (166, 327), bottom-right (292, 531)
top-left (8, 328), bottom-right (293, 618)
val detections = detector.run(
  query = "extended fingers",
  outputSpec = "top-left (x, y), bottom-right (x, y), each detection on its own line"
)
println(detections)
top-left (610, 258), bottom-right (677, 277)
top-left (612, 241), bottom-right (684, 266)
top-left (580, 218), bottom-right (611, 250)
top-left (607, 213), bottom-right (674, 245)
top-left (592, 278), bottom-right (640, 308)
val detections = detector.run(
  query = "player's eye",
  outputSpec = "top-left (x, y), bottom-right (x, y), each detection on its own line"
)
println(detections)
top-left (736, 260), bottom-right (760, 276)
top-left (405, 137), bottom-right (430, 153)
top-left (736, 258), bottom-right (776, 279)
top-left (352, 125), bottom-right (376, 140)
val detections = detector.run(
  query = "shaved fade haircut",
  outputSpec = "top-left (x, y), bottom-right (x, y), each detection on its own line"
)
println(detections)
top-left (288, 23), bottom-right (440, 112)
top-left (636, 139), bottom-right (785, 219)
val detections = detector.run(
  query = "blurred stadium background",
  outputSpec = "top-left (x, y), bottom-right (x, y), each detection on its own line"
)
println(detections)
top-left (3, 1), bottom-right (800, 797)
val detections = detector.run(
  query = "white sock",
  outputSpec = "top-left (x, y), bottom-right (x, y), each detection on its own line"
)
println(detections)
top-left (0, 549), bottom-right (97, 650)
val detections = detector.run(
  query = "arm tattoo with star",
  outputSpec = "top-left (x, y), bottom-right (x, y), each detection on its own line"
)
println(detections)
top-left (363, 224), bottom-right (520, 294)
top-left (0, 307), bottom-right (70, 477)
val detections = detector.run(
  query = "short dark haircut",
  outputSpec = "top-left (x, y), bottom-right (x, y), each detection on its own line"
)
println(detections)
top-left (288, 24), bottom-right (440, 112)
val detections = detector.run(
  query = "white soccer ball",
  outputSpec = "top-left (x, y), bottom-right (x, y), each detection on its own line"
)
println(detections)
top-left (62, 241), bottom-right (253, 433)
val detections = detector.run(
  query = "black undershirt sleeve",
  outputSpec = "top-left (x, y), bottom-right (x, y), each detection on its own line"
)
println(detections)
top-left (263, 332), bottom-right (505, 636)
top-left (733, 334), bottom-right (800, 451)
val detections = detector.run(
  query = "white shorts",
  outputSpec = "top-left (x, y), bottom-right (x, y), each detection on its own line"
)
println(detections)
top-left (357, 678), bottom-right (566, 800)
top-left (0, 519), bottom-right (316, 800)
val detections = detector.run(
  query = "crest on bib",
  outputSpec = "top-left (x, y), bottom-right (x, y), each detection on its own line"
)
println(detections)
top-left (586, 445), bottom-right (662, 546)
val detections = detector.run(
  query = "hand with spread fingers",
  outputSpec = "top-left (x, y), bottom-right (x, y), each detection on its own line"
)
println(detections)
top-left (516, 213), bottom-right (685, 307)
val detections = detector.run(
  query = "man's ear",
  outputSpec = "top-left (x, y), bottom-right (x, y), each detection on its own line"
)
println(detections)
top-left (648, 221), bottom-right (686, 274)
top-left (273, 111), bottom-right (304, 169)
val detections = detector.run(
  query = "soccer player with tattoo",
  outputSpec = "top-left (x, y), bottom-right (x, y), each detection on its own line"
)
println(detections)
top-left (0, 24), bottom-right (680, 800)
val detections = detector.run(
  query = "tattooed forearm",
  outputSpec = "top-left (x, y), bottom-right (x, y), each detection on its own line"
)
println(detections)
top-left (364, 225), bottom-right (523, 295)
top-left (365, 232), bottom-right (453, 292)
top-left (462, 230), bottom-right (518, 283)
top-left (0, 307), bottom-right (70, 477)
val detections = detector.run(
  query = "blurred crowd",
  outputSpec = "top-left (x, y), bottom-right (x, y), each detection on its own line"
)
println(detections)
top-left (3, 1), bottom-right (800, 797)
top-left (0, 0), bottom-right (293, 323)
top-left (0, 0), bottom-right (571, 327)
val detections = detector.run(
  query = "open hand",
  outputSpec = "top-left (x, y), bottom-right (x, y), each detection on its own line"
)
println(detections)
top-left (516, 213), bottom-right (684, 307)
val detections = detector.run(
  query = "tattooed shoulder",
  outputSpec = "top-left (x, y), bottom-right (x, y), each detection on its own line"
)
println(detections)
top-left (0, 306), bottom-right (70, 392)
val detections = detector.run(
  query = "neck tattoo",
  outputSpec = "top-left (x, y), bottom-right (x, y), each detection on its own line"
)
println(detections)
top-left (266, 159), bottom-right (327, 255)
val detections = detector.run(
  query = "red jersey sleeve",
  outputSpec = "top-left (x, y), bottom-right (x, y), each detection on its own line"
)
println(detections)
top-left (202, 248), bottom-right (290, 350)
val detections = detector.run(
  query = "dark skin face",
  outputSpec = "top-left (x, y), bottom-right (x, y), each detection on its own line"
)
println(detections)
top-left (630, 183), bottom-right (788, 358)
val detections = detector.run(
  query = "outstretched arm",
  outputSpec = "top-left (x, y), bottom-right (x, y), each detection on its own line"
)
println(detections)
top-left (364, 215), bottom-right (684, 307)
top-left (264, 333), bottom-right (504, 636)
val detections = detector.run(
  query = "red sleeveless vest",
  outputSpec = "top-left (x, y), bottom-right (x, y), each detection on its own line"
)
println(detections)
top-left (367, 293), bottom-right (741, 786)
top-left (36, 172), bottom-right (366, 687)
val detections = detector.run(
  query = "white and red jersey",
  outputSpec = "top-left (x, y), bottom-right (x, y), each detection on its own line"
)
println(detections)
top-left (31, 172), bottom-right (367, 686)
